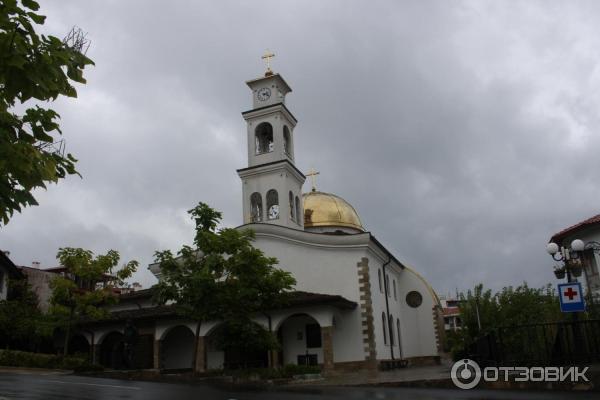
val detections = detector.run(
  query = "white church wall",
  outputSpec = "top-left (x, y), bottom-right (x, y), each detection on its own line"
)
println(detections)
top-left (368, 255), bottom-right (438, 360)
top-left (252, 235), bottom-right (364, 302)
top-left (330, 308), bottom-right (364, 363)
top-left (368, 256), bottom-right (395, 360)
top-left (253, 235), bottom-right (368, 363)
top-left (394, 268), bottom-right (438, 358)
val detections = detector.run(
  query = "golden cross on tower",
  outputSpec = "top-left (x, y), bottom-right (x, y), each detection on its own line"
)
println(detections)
top-left (306, 168), bottom-right (320, 192)
top-left (261, 49), bottom-right (275, 76)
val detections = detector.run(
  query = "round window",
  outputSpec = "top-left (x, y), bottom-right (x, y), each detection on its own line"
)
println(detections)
top-left (406, 291), bottom-right (423, 308)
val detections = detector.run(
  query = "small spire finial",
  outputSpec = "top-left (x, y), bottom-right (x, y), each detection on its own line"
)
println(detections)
top-left (306, 168), bottom-right (320, 192)
top-left (261, 49), bottom-right (275, 76)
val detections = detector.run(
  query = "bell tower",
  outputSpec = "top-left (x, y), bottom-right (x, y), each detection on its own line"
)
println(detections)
top-left (237, 53), bottom-right (305, 229)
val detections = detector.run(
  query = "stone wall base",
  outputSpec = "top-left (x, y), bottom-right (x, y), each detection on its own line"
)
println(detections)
top-left (332, 359), bottom-right (379, 373)
top-left (328, 356), bottom-right (439, 372)
top-left (402, 355), bottom-right (441, 366)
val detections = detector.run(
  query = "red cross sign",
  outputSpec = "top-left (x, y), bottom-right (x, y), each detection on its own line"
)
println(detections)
top-left (563, 287), bottom-right (578, 300)
top-left (558, 282), bottom-right (585, 313)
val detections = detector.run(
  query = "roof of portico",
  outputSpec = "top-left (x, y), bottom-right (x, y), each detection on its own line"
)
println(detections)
top-left (84, 290), bottom-right (356, 326)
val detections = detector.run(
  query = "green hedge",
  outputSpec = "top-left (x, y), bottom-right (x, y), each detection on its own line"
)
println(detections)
top-left (0, 350), bottom-right (102, 372)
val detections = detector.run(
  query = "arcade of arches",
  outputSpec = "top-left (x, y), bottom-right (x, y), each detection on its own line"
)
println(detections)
top-left (81, 310), bottom-right (336, 372)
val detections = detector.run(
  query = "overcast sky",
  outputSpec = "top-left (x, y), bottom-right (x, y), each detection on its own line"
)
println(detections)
top-left (2, 0), bottom-right (600, 296)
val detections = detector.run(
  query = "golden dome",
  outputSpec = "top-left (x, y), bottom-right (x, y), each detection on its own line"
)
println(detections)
top-left (303, 190), bottom-right (364, 232)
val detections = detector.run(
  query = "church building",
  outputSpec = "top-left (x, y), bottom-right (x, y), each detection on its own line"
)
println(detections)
top-left (79, 59), bottom-right (443, 373)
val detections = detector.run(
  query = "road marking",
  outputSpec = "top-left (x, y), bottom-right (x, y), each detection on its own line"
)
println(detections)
top-left (41, 380), bottom-right (141, 390)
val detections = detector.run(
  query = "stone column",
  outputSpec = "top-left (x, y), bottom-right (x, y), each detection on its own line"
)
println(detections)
top-left (92, 342), bottom-right (102, 366)
top-left (194, 336), bottom-right (207, 373)
top-left (91, 343), bottom-right (97, 365)
top-left (321, 326), bottom-right (334, 371)
top-left (153, 340), bottom-right (161, 370)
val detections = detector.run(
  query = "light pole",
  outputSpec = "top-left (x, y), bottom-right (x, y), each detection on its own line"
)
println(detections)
top-left (546, 239), bottom-right (585, 284)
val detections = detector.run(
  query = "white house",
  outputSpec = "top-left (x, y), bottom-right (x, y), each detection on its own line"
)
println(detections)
top-left (550, 214), bottom-right (600, 297)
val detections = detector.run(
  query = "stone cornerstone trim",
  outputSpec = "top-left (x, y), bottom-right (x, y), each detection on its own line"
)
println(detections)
top-left (432, 305), bottom-right (445, 354)
top-left (357, 257), bottom-right (377, 364)
top-left (321, 326), bottom-right (334, 371)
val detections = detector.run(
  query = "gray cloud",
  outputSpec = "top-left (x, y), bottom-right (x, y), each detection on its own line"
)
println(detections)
top-left (2, 0), bottom-right (600, 296)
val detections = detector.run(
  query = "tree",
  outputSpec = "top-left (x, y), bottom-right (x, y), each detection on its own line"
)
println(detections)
top-left (0, 277), bottom-right (42, 349)
top-left (0, 0), bottom-right (94, 224)
top-left (50, 248), bottom-right (137, 356)
top-left (154, 202), bottom-right (296, 372)
top-left (448, 282), bottom-right (561, 359)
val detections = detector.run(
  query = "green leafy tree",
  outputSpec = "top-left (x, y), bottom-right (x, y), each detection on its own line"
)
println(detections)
top-left (0, 0), bottom-right (94, 224)
top-left (50, 248), bottom-right (138, 356)
top-left (449, 282), bottom-right (561, 359)
top-left (154, 202), bottom-right (296, 372)
top-left (0, 277), bottom-right (42, 349)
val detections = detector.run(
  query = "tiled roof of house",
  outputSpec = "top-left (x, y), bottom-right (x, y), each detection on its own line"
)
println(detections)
top-left (550, 213), bottom-right (600, 244)
top-left (442, 307), bottom-right (460, 316)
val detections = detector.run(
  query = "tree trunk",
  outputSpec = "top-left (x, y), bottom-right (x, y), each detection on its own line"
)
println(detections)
top-left (63, 307), bottom-right (74, 357)
top-left (191, 321), bottom-right (201, 373)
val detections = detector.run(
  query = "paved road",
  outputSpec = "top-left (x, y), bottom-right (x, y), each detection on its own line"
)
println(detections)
top-left (0, 371), bottom-right (598, 400)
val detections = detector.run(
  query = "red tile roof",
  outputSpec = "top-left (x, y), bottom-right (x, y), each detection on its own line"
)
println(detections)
top-left (550, 214), bottom-right (600, 244)
top-left (443, 307), bottom-right (460, 316)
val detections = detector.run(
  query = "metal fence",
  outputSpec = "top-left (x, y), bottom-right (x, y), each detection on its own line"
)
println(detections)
top-left (469, 319), bottom-right (600, 366)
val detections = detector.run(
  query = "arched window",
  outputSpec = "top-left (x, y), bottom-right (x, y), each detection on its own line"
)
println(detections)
top-left (389, 314), bottom-right (395, 346)
top-left (255, 122), bottom-right (273, 154)
top-left (266, 189), bottom-right (279, 220)
top-left (393, 279), bottom-right (397, 301)
top-left (397, 318), bottom-right (401, 354)
top-left (295, 196), bottom-right (300, 223)
top-left (378, 269), bottom-right (382, 293)
top-left (250, 192), bottom-right (263, 222)
top-left (283, 126), bottom-right (292, 157)
top-left (385, 274), bottom-right (390, 297)
top-left (289, 191), bottom-right (294, 220)
top-left (382, 312), bottom-right (387, 345)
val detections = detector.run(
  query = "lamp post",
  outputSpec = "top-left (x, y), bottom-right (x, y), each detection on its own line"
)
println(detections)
top-left (546, 239), bottom-right (585, 284)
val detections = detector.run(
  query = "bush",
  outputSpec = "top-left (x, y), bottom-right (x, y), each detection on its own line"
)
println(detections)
top-left (0, 349), bottom-right (102, 372)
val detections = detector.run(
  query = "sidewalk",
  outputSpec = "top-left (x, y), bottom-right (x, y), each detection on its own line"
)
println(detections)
top-left (294, 364), bottom-right (453, 387)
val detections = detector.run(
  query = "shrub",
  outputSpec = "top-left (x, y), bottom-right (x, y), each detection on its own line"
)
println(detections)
top-left (0, 349), bottom-right (102, 372)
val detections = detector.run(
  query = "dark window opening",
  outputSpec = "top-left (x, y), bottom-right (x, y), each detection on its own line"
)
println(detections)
top-left (305, 324), bottom-right (322, 348)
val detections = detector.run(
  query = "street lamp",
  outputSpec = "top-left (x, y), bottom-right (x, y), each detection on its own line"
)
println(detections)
top-left (546, 239), bottom-right (584, 282)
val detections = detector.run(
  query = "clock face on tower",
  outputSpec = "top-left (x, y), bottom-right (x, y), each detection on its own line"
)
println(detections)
top-left (257, 87), bottom-right (271, 101)
top-left (268, 204), bottom-right (279, 219)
